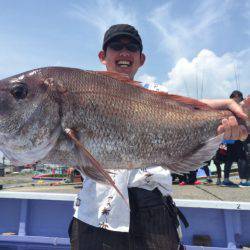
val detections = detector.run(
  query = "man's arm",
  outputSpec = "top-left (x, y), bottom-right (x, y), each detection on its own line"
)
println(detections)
top-left (201, 98), bottom-right (247, 119)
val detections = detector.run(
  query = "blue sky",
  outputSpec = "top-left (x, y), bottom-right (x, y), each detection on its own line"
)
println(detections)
top-left (0, 0), bottom-right (249, 162)
top-left (0, 0), bottom-right (249, 100)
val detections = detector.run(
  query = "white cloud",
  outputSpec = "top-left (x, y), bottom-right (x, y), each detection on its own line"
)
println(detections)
top-left (137, 73), bottom-right (156, 84)
top-left (69, 0), bottom-right (137, 34)
top-left (163, 49), bottom-right (250, 99)
top-left (148, 1), bottom-right (232, 61)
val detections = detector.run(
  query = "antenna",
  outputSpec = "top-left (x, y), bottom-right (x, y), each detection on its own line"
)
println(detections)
top-left (234, 63), bottom-right (240, 90)
top-left (183, 79), bottom-right (189, 97)
top-left (195, 70), bottom-right (198, 99)
top-left (200, 69), bottom-right (204, 100)
top-left (236, 64), bottom-right (240, 90)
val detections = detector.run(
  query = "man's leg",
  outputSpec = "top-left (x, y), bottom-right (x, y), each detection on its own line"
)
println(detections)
top-left (222, 160), bottom-right (238, 187)
top-left (224, 160), bottom-right (233, 180)
top-left (187, 171), bottom-right (199, 185)
top-left (238, 158), bottom-right (246, 180)
top-left (213, 159), bottom-right (222, 185)
top-left (238, 158), bottom-right (250, 186)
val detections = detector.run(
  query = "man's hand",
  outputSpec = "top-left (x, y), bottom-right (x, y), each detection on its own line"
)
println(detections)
top-left (216, 116), bottom-right (247, 141)
top-left (201, 98), bottom-right (249, 141)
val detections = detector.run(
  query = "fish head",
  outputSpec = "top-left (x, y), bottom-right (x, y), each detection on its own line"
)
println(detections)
top-left (0, 68), bottom-right (61, 165)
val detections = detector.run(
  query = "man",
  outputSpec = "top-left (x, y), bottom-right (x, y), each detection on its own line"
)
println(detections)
top-left (68, 24), bottom-right (248, 250)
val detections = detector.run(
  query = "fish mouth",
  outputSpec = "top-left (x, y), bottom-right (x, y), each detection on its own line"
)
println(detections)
top-left (0, 126), bottom-right (61, 165)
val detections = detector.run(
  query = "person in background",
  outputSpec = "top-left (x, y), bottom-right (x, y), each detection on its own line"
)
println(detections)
top-left (179, 171), bottom-right (202, 186)
top-left (201, 160), bottom-right (213, 184)
top-left (230, 90), bottom-right (244, 104)
top-left (221, 91), bottom-right (249, 187)
top-left (68, 24), bottom-right (248, 250)
top-left (236, 139), bottom-right (250, 186)
top-left (244, 134), bottom-right (250, 183)
top-left (221, 139), bottom-right (239, 187)
top-left (213, 143), bottom-right (227, 185)
top-left (238, 96), bottom-right (250, 187)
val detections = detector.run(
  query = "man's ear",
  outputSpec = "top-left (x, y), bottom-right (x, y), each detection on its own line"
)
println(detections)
top-left (140, 53), bottom-right (146, 66)
top-left (98, 51), bottom-right (107, 65)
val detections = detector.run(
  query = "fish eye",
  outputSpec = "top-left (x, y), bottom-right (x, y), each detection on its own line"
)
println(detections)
top-left (10, 83), bottom-right (28, 99)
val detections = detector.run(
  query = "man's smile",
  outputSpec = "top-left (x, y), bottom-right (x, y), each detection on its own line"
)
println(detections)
top-left (116, 60), bottom-right (132, 68)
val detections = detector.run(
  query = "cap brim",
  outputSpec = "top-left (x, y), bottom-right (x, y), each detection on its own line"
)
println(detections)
top-left (103, 32), bottom-right (142, 49)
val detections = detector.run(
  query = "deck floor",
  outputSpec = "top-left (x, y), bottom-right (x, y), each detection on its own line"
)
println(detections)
top-left (0, 242), bottom-right (69, 250)
top-left (1, 174), bottom-right (250, 202)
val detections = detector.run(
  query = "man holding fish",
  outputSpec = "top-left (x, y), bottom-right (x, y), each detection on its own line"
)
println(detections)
top-left (0, 23), bottom-right (248, 249)
top-left (67, 24), bottom-right (248, 250)
top-left (0, 21), bottom-right (248, 249)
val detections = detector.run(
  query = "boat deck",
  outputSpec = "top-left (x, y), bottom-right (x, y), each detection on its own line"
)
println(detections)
top-left (1, 174), bottom-right (250, 249)
top-left (1, 177), bottom-right (249, 203)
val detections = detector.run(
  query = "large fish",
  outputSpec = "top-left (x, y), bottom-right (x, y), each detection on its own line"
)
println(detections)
top-left (0, 67), bottom-right (248, 193)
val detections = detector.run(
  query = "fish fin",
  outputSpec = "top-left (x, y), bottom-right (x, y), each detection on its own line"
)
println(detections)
top-left (93, 71), bottom-right (212, 111)
top-left (165, 134), bottom-right (224, 173)
top-left (93, 71), bottom-right (141, 86)
top-left (65, 128), bottom-right (129, 206)
top-left (162, 94), bottom-right (212, 110)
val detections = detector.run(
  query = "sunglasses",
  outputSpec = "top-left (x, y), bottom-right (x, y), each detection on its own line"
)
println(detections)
top-left (108, 42), bottom-right (140, 52)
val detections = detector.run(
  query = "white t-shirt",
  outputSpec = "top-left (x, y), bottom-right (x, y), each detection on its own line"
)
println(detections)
top-left (73, 83), bottom-right (173, 232)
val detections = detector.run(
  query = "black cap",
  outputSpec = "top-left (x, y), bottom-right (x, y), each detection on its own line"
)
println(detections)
top-left (230, 90), bottom-right (243, 101)
top-left (102, 24), bottom-right (143, 51)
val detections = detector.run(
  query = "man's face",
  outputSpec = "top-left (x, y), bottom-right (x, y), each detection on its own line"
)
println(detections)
top-left (99, 37), bottom-right (145, 80)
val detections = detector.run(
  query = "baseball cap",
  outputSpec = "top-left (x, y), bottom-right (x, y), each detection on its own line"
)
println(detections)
top-left (102, 24), bottom-right (143, 51)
